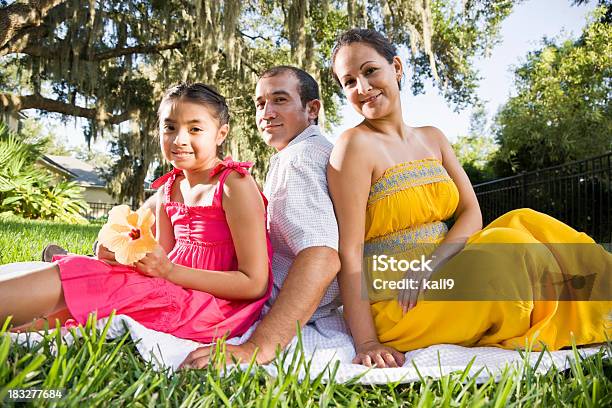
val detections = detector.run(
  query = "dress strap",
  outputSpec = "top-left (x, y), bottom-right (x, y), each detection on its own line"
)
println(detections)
top-left (151, 167), bottom-right (184, 202)
top-left (211, 156), bottom-right (254, 208)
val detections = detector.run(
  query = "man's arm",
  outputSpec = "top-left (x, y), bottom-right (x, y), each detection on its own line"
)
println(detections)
top-left (181, 246), bottom-right (339, 368)
top-left (248, 246), bottom-right (339, 361)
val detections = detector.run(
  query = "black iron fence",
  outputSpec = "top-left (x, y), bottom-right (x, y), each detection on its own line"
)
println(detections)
top-left (473, 152), bottom-right (612, 244)
top-left (83, 189), bottom-right (156, 220)
top-left (83, 202), bottom-right (119, 220)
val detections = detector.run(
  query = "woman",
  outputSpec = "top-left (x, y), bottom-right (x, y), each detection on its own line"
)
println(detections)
top-left (328, 28), bottom-right (611, 368)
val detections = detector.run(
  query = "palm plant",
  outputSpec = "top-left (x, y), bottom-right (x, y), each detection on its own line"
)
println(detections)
top-left (0, 122), bottom-right (89, 224)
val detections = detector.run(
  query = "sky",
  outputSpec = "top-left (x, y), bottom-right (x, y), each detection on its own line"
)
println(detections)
top-left (43, 0), bottom-right (597, 151)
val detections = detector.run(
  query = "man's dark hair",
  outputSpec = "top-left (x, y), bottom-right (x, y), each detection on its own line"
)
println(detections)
top-left (258, 66), bottom-right (320, 124)
top-left (331, 28), bottom-right (401, 90)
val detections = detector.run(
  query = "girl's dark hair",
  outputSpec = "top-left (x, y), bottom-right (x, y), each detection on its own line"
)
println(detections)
top-left (331, 28), bottom-right (401, 89)
top-left (159, 83), bottom-right (229, 125)
top-left (158, 83), bottom-right (229, 157)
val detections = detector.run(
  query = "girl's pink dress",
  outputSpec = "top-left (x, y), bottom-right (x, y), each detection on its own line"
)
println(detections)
top-left (54, 159), bottom-right (273, 342)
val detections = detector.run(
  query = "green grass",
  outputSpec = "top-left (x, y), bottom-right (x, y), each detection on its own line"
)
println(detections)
top-left (1, 218), bottom-right (611, 407)
top-left (0, 217), bottom-right (101, 263)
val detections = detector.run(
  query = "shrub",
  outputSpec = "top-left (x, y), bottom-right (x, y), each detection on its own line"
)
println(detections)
top-left (0, 122), bottom-right (89, 224)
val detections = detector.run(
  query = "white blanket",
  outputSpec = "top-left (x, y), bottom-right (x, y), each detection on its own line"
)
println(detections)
top-left (10, 310), bottom-right (606, 384)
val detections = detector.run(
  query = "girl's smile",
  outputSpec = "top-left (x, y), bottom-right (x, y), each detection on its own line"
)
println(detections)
top-left (171, 150), bottom-right (194, 159)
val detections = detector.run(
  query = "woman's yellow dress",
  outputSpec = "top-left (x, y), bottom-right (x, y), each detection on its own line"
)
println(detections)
top-left (365, 158), bottom-right (612, 352)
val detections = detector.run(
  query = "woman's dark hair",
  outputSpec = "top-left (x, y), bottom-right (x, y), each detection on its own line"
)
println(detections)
top-left (331, 28), bottom-right (401, 89)
top-left (158, 83), bottom-right (229, 157)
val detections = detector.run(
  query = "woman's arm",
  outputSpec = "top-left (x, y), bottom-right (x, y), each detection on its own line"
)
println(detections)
top-left (430, 127), bottom-right (482, 262)
top-left (328, 130), bottom-right (405, 368)
top-left (399, 127), bottom-right (483, 311)
top-left (138, 173), bottom-right (270, 301)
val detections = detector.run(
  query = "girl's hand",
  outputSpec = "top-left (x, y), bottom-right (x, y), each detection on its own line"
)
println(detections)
top-left (353, 340), bottom-right (406, 368)
top-left (135, 244), bottom-right (173, 279)
top-left (96, 244), bottom-right (119, 266)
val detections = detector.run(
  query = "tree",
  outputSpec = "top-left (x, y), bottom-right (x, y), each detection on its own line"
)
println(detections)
top-left (492, 7), bottom-right (611, 176)
top-left (452, 103), bottom-right (497, 184)
top-left (0, 0), bottom-right (517, 203)
top-left (572, 0), bottom-right (611, 23)
top-left (16, 116), bottom-right (68, 154)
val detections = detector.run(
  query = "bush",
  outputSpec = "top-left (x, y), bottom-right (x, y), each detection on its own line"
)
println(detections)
top-left (0, 122), bottom-right (89, 224)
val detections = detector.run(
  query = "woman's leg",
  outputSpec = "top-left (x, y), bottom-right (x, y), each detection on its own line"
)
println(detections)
top-left (0, 263), bottom-right (69, 327)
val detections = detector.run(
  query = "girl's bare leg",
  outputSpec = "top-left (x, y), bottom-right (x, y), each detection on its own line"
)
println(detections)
top-left (0, 263), bottom-right (70, 327)
top-left (10, 308), bottom-right (73, 332)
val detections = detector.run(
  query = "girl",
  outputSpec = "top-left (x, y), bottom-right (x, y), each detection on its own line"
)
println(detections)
top-left (0, 83), bottom-right (273, 342)
top-left (328, 29), bottom-right (611, 368)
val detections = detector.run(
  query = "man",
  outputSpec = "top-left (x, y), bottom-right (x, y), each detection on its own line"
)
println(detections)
top-left (181, 66), bottom-right (341, 367)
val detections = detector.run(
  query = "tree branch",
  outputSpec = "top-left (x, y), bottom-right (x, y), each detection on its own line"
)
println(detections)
top-left (92, 41), bottom-right (188, 60)
top-left (0, 0), bottom-right (66, 49)
top-left (217, 47), bottom-right (259, 76)
top-left (0, 24), bottom-right (49, 56)
top-left (0, 93), bottom-right (130, 125)
top-left (237, 28), bottom-right (270, 42)
top-left (2, 37), bottom-right (188, 60)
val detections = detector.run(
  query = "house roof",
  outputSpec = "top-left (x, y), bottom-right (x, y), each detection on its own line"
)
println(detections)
top-left (42, 155), bottom-right (106, 187)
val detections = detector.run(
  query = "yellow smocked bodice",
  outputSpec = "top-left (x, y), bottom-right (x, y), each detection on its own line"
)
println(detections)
top-left (365, 158), bottom-right (459, 247)
top-left (363, 158), bottom-right (460, 302)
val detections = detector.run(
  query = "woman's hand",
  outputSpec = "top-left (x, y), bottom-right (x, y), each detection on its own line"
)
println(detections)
top-left (398, 252), bottom-right (451, 312)
top-left (353, 340), bottom-right (406, 368)
top-left (398, 267), bottom-right (434, 313)
top-left (135, 244), bottom-right (173, 279)
top-left (398, 243), bottom-right (466, 312)
top-left (398, 252), bottom-right (444, 313)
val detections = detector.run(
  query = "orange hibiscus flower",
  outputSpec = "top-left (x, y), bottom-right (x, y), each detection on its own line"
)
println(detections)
top-left (97, 205), bottom-right (157, 265)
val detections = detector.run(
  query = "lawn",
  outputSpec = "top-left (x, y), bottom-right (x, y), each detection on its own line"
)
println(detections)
top-left (1, 218), bottom-right (611, 407)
